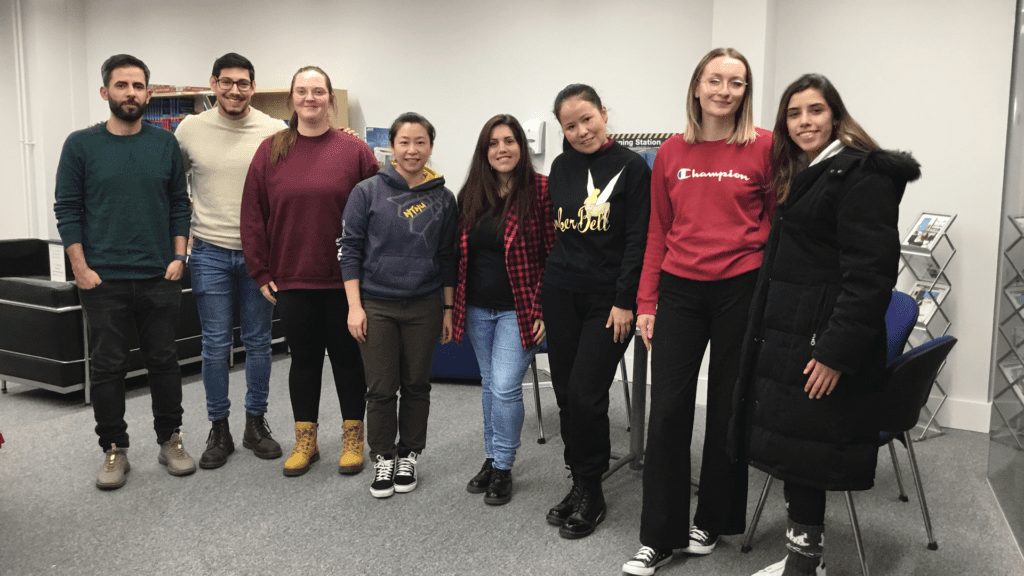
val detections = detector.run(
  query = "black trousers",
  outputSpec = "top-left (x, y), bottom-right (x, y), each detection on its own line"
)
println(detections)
top-left (639, 270), bottom-right (757, 548)
top-left (542, 282), bottom-right (632, 479)
top-left (276, 289), bottom-right (365, 422)
top-left (785, 482), bottom-right (827, 525)
top-left (78, 277), bottom-right (184, 450)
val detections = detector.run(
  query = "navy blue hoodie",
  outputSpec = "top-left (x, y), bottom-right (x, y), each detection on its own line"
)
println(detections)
top-left (338, 164), bottom-right (458, 300)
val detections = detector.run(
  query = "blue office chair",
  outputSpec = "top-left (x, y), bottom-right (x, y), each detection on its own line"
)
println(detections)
top-left (529, 342), bottom-right (630, 444)
top-left (740, 335), bottom-right (956, 576)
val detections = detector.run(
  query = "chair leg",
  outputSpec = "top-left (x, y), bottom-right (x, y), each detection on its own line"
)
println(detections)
top-left (844, 491), bottom-right (870, 576)
top-left (1, 379), bottom-right (6, 394)
top-left (531, 359), bottom-right (545, 444)
top-left (741, 474), bottom-right (774, 552)
top-left (619, 357), bottom-right (631, 432)
top-left (904, 432), bottom-right (938, 550)
top-left (888, 441), bottom-right (909, 502)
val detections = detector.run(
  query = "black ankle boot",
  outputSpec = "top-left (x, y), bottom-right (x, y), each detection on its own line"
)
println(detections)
top-left (466, 458), bottom-right (493, 494)
top-left (559, 477), bottom-right (606, 539)
top-left (546, 472), bottom-right (583, 526)
top-left (199, 418), bottom-right (234, 469)
top-left (243, 413), bottom-right (283, 459)
top-left (484, 467), bottom-right (513, 506)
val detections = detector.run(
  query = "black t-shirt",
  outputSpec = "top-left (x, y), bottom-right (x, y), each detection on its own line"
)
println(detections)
top-left (466, 215), bottom-right (515, 310)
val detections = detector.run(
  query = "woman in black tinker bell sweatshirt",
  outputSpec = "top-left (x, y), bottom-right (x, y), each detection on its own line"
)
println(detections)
top-left (542, 84), bottom-right (651, 540)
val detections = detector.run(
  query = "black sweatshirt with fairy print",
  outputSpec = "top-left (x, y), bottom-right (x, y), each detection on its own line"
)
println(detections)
top-left (545, 141), bottom-right (651, 310)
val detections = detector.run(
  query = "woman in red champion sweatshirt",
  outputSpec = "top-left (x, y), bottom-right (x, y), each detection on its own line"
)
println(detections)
top-left (623, 47), bottom-right (774, 576)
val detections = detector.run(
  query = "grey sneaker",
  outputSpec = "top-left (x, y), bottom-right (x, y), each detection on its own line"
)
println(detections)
top-left (96, 444), bottom-right (130, 490)
top-left (158, 431), bottom-right (197, 476)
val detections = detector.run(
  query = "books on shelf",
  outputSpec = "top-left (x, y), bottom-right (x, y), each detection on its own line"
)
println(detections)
top-left (909, 281), bottom-right (949, 325)
top-left (902, 213), bottom-right (954, 252)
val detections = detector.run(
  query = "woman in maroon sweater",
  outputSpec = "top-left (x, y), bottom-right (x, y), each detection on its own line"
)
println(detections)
top-left (451, 114), bottom-right (555, 506)
top-left (240, 66), bottom-right (378, 477)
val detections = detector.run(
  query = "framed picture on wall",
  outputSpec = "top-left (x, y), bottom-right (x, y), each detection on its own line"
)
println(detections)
top-left (909, 281), bottom-right (949, 325)
top-left (902, 213), bottom-right (955, 252)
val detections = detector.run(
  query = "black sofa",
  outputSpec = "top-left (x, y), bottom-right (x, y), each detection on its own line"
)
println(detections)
top-left (0, 238), bottom-right (282, 402)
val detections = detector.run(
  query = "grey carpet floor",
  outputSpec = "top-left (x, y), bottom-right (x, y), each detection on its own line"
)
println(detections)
top-left (0, 353), bottom-right (1022, 576)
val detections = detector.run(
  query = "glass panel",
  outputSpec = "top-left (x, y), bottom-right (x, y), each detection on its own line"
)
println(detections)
top-left (989, 0), bottom-right (1024, 554)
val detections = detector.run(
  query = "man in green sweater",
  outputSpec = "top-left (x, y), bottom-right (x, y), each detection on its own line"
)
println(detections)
top-left (174, 53), bottom-right (285, 469)
top-left (54, 54), bottom-right (194, 490)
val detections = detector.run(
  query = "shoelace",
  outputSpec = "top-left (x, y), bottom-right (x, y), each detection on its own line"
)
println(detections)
top-left (395, 454), bottom-right (416, 477)
top-left (689, 526), bottom-right (711, 544)
top-left (374, 456), bottom-right (394, 481)
top-left (254, 417), bottom-right (273, 439)
top-left (631, 546), bottom-right (658, 564)
top-left (103, 445), bottom-right (124, 471)
top-left (293, 430), bottom-right (314, 454)
top-left (166, 434), bottom-right (187, 458)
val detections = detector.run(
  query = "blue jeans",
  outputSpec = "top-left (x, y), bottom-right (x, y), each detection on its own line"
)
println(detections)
top-left (189, 237), bottom-right (273, 421)
top-left (78, 276), bottom-right (183, 450)
top-left (465, 306), bottom-right (539, 470)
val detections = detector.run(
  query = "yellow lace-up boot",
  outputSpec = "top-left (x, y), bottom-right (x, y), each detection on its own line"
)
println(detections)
top-left (338, 419), bottom-right (365, 474)
top-left (283, 422), bottom-right (319, 477)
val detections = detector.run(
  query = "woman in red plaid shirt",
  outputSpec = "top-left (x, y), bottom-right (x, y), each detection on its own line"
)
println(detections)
top-left (451, 114), bottom-right (555, 506)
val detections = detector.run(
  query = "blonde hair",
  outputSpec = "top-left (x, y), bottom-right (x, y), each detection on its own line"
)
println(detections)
top-left (683, 47), bottom-right (757, 146)
top-left (269, 66), bottom-right (337, 164)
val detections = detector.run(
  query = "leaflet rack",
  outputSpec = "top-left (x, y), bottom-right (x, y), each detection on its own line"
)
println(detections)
top-left (898, 213), bottom-right (956, 440)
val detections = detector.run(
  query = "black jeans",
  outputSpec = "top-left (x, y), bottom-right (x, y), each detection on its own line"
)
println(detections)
top-left (542, 282), bottom-right (633, 479)
top-left (276, 289), bottom-right (366, 423)
top-left (78, 277), bottom-right (184, 451)
top-left (784, 482), bottom-right (826, 525)
top-left (640, 270), bottom-right (757, 548)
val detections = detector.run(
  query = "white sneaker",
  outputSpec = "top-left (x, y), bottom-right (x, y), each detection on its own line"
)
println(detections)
top-left (682, 526), bottom-right (718, 555)
top-left (393, 451), bottom-right (418, 493)
top-left (751, 556), bottom-right (826, 576)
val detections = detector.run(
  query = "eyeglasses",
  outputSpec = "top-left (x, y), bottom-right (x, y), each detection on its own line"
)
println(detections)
top-left (702, 77), bottom-right (747, 94)
top-left (216, 77), bottom-right (252, 91)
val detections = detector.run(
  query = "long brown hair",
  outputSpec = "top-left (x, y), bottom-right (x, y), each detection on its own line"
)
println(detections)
top-left (683, 47), bottom-right (757, 145)
top-left (771, 73), bottom-right (879, 203)
top-left (458, 114), bottom-right (537, 231)
top-left (269, 66), bottom-right (337, 164)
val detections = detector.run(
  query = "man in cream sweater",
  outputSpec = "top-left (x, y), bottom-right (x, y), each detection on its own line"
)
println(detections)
top-left (175, 53), bottom-right (285, 469)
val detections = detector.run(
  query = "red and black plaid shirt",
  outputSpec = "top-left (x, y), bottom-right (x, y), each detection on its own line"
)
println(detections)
top-left (452, 174), bottom-right (555, 350)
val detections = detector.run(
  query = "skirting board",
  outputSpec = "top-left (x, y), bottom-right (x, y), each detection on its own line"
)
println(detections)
top-left (929, 393), bottom-right (991, 433)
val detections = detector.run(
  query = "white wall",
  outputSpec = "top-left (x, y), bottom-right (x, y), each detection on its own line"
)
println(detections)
top-left (0, 2), bottom-right (29, 239)
top-left (772, 0), bottom-right (1015, 431)
top-left (1, 0), bottom-right (1015, 432)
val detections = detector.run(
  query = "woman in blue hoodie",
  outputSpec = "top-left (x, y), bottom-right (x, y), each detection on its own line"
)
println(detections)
top-left (339, 112), bottom-right (459, 499)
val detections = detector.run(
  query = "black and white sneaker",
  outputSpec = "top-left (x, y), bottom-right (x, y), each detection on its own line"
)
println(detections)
top-left (682, 526), bottom-right (718, 555)
top-left (370, 455), bottom-right (395, 498)
top-left (393, 451), bottom-right (418, 493)
top-left (622, 545), bottom-right (673, 575)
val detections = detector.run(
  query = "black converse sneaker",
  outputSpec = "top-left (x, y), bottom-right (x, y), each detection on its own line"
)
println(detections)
top-left (393, 451), bottom-right (418, 493)
top-left (682, 526), bottom-right (719, 555)
top-left (622, 545), bottom-right (673, 575)
top-left (370, 455), bottom-right (395, 498)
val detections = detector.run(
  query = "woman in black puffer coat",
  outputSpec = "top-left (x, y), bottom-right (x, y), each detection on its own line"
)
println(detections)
top-left (731, 74), bottom-right (921, 576)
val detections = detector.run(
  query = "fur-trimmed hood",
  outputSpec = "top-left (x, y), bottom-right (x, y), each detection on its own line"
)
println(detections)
top-left (863, 149), bottom-right (921, 184)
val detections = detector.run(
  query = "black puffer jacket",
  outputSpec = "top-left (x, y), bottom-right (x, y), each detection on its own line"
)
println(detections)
top-left (729, 147), bottom-right (921, 491)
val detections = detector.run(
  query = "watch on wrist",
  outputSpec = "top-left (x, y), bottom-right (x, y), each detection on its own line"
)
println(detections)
top-left (173, 254), bottom-right (187, 262)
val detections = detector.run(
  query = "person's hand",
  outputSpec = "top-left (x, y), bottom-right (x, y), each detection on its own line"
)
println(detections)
top-left (73, 266), bottom-right (102, 290)
top-left (260, 281), bottom-right (278, 304)
top-left (440, 310), bottom-right (453, 344)
top-left (637, 314), bottom-right (655, 351)
top-left (804, 358), bottom-right (841, 399)
top-left (339, 127), bottom-right (360, 139)
top-left (348, 306), bottom-right (367, 343)
top-left (606, 306), bottom-right (634, 344)
top-left (165, 259), bottom-right (184, 281)
top-left (532, 319), bottom-right (546, 345)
